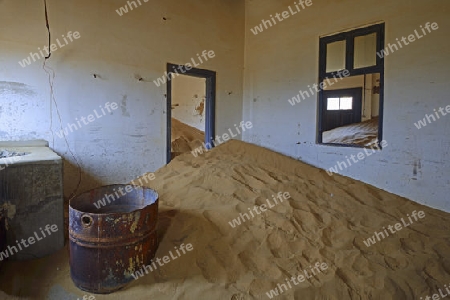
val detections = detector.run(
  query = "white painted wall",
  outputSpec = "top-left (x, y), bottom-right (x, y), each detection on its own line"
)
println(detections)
top-left (172, 75), bottom-right (206, 131)
top-left (243, 0), bottom-right (450, 211)
top-left (0, 0), bottom-right (244, 196)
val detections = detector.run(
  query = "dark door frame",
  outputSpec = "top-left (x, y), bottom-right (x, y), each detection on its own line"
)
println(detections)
top-left (166, 63), bottom-right (216, 164)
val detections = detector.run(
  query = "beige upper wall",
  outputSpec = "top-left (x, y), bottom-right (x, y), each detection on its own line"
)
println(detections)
top-left (243, 0), bottom-right (450, 211)
top-left (0, 0), bottom-right (245, 195)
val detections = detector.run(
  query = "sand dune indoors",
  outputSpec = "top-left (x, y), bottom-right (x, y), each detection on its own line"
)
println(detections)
top-left (0, 140), bottom-right (449, 300)
top-left (171, 118), bottom-right (205, 157)
top-left (322, 117), bottom-right (379, 147)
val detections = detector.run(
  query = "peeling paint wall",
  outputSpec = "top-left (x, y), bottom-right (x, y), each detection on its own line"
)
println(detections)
top-left (0, 0), bottom-right (245, 196)
top-left (243, 0), bottom-right (450, 211)
top-left (172, 75), bottom-right (206, 131)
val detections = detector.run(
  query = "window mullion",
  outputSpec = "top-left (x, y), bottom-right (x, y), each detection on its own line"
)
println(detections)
top-left (346, 34), bottom-right (354, 74)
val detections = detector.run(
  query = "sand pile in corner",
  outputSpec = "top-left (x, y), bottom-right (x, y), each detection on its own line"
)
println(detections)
top-left (171, 118), bottom-right (204, 155)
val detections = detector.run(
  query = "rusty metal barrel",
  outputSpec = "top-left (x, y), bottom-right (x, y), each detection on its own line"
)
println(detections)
top-left (69, 184), bottom-right (159, 294)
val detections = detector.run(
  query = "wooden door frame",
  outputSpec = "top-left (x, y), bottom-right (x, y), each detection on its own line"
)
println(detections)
top-left (166, 63), bottom-right (216, 164)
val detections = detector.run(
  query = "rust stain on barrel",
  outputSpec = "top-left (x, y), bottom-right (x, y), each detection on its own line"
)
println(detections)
top-left (69, 184), bottom-right (159, 294)
top-left (130, 211), bottom-right (140, 233)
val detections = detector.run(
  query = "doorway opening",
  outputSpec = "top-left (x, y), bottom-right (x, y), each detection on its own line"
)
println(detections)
top-left (166, 63), bottom-right (216, 163)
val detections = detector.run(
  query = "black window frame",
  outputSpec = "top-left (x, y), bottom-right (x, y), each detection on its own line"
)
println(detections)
top-left (317, 23), bottom-right (385, 148)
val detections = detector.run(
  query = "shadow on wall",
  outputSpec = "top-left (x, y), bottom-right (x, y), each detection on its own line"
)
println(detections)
top-left (62, 160), bottom-right (104, 200)
top-left (62, 160), bottom-right (103, 243)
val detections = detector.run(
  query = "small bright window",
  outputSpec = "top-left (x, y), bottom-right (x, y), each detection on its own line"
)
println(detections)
top-left (327, 98), bottom-right (340, 110)
top-left (340, 97), bottom-right (353, 110)
top-left (327, 97), bottom-right (353, 110)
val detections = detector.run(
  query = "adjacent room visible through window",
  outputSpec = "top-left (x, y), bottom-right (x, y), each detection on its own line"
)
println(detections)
top-left (318, 23), bottom-right (384, 148)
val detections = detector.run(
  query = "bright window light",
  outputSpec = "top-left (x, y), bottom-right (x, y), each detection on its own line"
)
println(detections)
top-left (327, 98), bottom-right (340, 110)
top-left (340, 97), bottom-right (353, 109)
